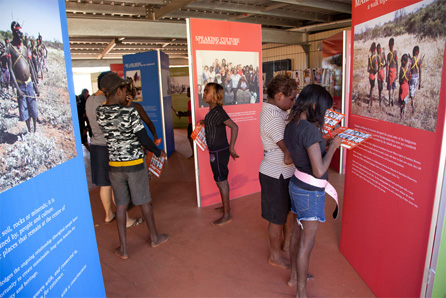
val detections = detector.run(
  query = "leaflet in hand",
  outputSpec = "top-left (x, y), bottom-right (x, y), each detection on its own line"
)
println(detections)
top-left (323, 127), bottom-right (372, 149)
top-left (190, 122), bottom-right (207, 151)
top-left (146, 151), bottom-right (165, 178)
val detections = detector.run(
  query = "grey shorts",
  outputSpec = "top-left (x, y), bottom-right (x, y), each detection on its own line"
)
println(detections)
top-left (109, 166), bottom-right (152, 206)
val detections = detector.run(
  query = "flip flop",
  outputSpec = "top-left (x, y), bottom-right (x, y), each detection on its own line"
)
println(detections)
top-left (151, 234), bottom-right (169, 248)
top-left (114, 247), bottom-right (128, 260)
top-left (126, 218), bottom-right (144, 228)
top-left (105, 213), bottom-right (116, 224)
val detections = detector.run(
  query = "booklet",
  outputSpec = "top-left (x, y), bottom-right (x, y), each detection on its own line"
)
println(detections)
top-left (190, 122), bottom-right (207, 151)
top-left (322, 127), bottom-right (373, 149)
top-left (322, 109), bottom-right (372, 149)
top-left (323, 109), bottom-right (345, 133)
top-left (146, 151), bottom-right (165, 178)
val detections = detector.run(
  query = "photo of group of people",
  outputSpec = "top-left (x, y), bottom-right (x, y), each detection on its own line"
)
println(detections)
top-left (351, 0), bottom-right (445, 132)
top-left (195, 50), bottom-right (260, 108)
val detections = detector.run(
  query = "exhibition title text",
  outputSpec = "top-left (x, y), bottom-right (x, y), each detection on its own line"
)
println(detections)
top-left (195, 36), bottom-right (240, 46)
top-left (355, 0), bottom-right (387, 8)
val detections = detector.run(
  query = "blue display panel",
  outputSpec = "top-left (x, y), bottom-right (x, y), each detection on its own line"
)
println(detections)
top-left (123, 51), bottom-right (175, 156)
top-left (0, 1), bottom-right (106, 297)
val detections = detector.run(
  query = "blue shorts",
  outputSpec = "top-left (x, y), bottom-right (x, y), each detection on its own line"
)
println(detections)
top-left (289, 182), bottom-right (325, 223)
top-left (18, 81), bottom-right (38, 121)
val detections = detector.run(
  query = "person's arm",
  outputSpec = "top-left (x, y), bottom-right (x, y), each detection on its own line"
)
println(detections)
top-left (223, 118), bottom-right (239, 160)
top-left (6, 53), bottom-right (23, 97)
top-left (177, 110), bottom-right (191, 117)
top-left (307, 136), bottom-right (342, 178)
top-left (134, 103), bottom-right (159, 141)
top-left (277, 140), bottom-right (293, 165)
top-left (27, 48), bottom-right (39, 96)
top-left (135, 129), bottom-right (165, 157)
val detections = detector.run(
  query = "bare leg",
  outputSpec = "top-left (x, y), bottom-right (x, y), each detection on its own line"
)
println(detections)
top-left (378, 85), bottom-right (382, 107)
top-left (25, 118), bottom-right (31, 132)
top-left (213, 180), bottom-right (232, 226)
top-left (100, 186), bottom-right (115, 222)
top-left (282, 212), bottom-right (293, 252)
top-left (368, 85), bottom-right (374, 108)
top-left (139, 202), bottom-right (169, 247)
top-left (115, 204), bottom-right (128, 259)
top-left (288, 215), bottom-right (300, 287)
top-left (296, 221), bottom-right (319, 298)
top-left (188, 138), bottom-right (194, 158)
top-left (268, 222), bottom-right (290, 269)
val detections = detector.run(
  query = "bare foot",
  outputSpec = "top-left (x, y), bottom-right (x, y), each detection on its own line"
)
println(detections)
top-left (151, 234), bottom-right (169, 248)
top-left (105, 213), bottom-right (116, 223)
top-left (114, 247), bottom-right (128, 260)
top-left (212, 216), bottom-right (232, 226)
top-left (214, 206), bottom-right (223, 212)
top-left (287, 274), bottom-right (315, 287)
top-left (281, 241), bottom-right (290, 253)
top-left (267, 256), bottom-right (290, 269)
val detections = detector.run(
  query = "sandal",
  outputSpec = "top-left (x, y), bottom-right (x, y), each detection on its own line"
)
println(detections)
top-left (126, 218), bottom-right (144, 228)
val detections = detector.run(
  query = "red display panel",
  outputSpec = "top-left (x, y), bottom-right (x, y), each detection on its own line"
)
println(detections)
top-left (341, 0), bottom-right (446, 296)
top-left (110, 63), bottom-right (124, 78)
top-left (188, 18), bottom-right (263, 207)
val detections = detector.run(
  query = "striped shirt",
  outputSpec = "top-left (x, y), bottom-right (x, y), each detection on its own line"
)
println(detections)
top-left (259, 102), bottom-right (295, 179)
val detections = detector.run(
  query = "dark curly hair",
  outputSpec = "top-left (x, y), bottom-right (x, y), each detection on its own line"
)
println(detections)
top-left (266, 74), bottom-right (297, 100)
top-left (287, 84), bottom-right (333, 130)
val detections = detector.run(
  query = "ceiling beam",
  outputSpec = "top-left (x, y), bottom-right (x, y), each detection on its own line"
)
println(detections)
top-left (185, 1), bottom-right (331, 22)
top-left (67, 19), bottom-right (187, 39)
top-left (66, 18), bottom-right (307, 44)
top-left (287, 19), bottom-right (351, 32)
top-left (165, 10), bottom-right (302, 27)
top-left (152, 0), bottom-right (197, 20)
top-left (71, 57), bottom-right (189, 68)
top-left (270, 0), bottom-right (352, 14)
top-left (66, 2), bottom-right (147, 17)
top-left (97, 39), bottom-right (118, 59)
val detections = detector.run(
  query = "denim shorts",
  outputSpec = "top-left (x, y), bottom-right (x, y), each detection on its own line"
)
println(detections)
top-left (289, 182), bottom-right (326, 223)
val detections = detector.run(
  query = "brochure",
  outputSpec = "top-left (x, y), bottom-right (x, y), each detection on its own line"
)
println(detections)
top-left (190, 122), bottom-right (207, 151)
top-left (323, 126), bottom-right (373, 149)
top-left (146, 151), bottom-right (165, 177)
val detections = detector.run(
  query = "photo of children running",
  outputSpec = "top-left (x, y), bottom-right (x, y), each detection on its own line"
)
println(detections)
top-left (284, 84), bottom-right (342, 297)
top-left (200, 82), bottom-right (239, 226)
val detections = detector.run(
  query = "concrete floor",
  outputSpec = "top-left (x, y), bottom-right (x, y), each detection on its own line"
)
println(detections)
top-left (83, 128), bottom-right (375, 297)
